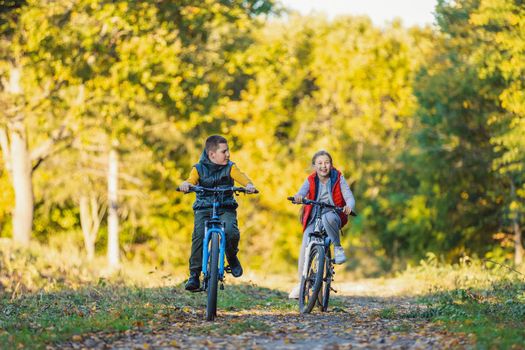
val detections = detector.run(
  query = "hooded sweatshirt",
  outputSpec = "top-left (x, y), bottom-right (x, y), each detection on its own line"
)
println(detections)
top-left (186, 149), bottom-right (252, 211)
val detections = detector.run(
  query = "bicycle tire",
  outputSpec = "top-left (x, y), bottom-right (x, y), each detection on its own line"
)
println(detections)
top-left (320, 247), bottom-right (332, 312)
top-left (206, 233), bottom-right (220, 321)
top-left (299, 244), bottom-right (325, 314)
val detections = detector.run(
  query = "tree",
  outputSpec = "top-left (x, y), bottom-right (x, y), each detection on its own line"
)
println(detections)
top-left (469, 0), bottom-right (525, 264)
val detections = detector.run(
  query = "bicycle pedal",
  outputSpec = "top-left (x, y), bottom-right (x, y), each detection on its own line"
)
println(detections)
top-left (225, 266), bottom-right (232, 274)
top-left (330, 286), bottom-right (338, 293)
top-left (220, 283), bottom-right (224, 290)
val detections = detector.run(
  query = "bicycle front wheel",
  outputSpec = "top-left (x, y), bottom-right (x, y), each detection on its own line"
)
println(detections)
top-left (299, 244), bottom-right (325, 314)
top-left (320, 247), bottom-right (332, 312)
top-left (206, 233), bottom-right (219, 321)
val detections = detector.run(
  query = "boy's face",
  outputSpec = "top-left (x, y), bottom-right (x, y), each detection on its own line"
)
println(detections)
top-left (314, 155), bottom-right (332, 178)
top-left (208, 142), bottom-right (230, 165)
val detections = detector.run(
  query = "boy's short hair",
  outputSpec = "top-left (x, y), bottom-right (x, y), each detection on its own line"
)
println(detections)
top-left (205, 135), bottom-right (228, 153)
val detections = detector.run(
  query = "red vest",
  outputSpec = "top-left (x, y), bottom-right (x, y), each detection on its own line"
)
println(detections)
top-left (301, 168), bottom-right (348, 231)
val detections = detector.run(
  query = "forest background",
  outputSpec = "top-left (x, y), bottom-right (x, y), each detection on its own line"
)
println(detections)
top-left (1, 0), bottom-right (524, 277)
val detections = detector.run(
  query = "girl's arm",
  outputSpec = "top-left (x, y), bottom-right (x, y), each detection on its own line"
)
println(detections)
top-left (340, 176), bottom-right (355, 210)
top-left (294, 179), bottom-right (310, 202)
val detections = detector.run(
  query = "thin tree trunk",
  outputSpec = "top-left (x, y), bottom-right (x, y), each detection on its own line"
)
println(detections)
top-left (107, 147), bottom-right (119, 267)
top-left (80, 195), bottom-right (95, 260)
top-left (510, 181), bottom-right (524, 265)
top-left (513, 218), bottom-right (523, 266)
top-left (80, 194), bottom-right (104, 260)
top-left (4, 66), bottom-right (33, 245)
top-left (10, 120), bottom-right (33, 245)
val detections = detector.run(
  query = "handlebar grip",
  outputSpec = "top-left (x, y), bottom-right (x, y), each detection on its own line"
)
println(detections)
top-left (287, 197), bottom-right (295, 201)
top-left (176, 185), bottom-right (194, 193)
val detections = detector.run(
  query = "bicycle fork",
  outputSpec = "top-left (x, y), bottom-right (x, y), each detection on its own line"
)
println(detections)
top-left (301, 238), bottom-right (323, 278)
top-left (202, 224), bottom-right (227, 289)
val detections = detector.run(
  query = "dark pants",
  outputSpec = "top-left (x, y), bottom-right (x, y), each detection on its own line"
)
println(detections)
top-left (189, 209), bottom-right (240, 274)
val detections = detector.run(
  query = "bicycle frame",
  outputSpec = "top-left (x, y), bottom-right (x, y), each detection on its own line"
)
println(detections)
top-left (301, 208), bottom-right (332, 278)
top-left (302, 221), bottom-right (330, 277)
top-left (202, 199), bottom-right (227, 285)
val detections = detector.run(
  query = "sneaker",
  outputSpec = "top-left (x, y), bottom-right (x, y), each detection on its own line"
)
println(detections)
top-left (184, 273), bottom-right (200, 291)
top-left (334, 246), bottom-right (347, 264)
top-left (288, 284), bottom-right (300, 299)
top-left (227, 256), bottom-right (243, 277)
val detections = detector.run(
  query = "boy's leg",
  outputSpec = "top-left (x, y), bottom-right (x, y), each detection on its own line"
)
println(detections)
top-left (186, 210), bottom-right (210, 290)
top-left (221, 210), bottom-right (242, 277)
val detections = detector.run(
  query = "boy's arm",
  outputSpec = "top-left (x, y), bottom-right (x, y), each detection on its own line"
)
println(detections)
top-left (179, 167), bottom-right (199, 192)
top-left (230, 164), bottom-right (254, 186)
top-left (186, 167), bottom-right (199, 185)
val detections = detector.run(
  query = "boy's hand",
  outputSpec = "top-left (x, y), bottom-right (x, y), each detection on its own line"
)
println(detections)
top-left (343, 206), bottom-right (352, 215)
top-left (293, 195), bottom-right (303, 203)
top-left (246, 183), bottom-right (257, 193)
top-left (179, 181), bottom-right (192, 193)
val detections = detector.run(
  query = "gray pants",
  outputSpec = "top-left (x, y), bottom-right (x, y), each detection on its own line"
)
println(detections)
top-left (297, 211), bottom-right (341, 279)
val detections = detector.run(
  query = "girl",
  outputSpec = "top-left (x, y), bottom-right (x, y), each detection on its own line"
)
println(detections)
top-left (289, 150), bottom-right (355, 299)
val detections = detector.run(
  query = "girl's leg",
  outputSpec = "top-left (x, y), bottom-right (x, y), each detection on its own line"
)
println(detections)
top-left (322, 211), bottom-right (342, 246)
top-left (290, 223), bottom-right (315, 298)
top-left (297, 223), bottom-right (315, 279)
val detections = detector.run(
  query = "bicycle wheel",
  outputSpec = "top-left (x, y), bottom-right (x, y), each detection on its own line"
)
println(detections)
top-left (299, 244), bottom-right (325, 314)
top-left (320, 247), bottom-right (332, 312)
top-left (206, 233), bottom-right (220, 321)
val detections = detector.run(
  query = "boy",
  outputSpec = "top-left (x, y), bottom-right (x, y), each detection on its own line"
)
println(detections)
top-left (179, 135), bottom-right (257, 291)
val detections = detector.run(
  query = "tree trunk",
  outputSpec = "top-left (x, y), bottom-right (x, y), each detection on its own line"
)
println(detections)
top-left (3, 66), bottom-right (33, 245)
top-left (107, 147), bottom-right (119, 267)
top-left (513, 217), bottom-right (523, 266)
top-left (80, 194), bottom-right (104, 260)
top-left (10, 119), bottom-right (33, 245)
top-left (510, 181), bottom-right (524, 265)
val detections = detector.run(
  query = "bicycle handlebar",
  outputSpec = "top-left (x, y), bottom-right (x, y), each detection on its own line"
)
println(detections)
top-left (287, 197), bottom-right (357, 216)
top-left (177, 185), bottom-right (259, 194)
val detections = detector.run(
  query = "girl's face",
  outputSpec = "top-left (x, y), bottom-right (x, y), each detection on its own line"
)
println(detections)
top-left (313, 155), bottom-right (332, 178)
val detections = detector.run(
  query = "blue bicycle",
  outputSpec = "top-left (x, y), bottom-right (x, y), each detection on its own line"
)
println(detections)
top-left (179, 185), bottom-right (257, 321)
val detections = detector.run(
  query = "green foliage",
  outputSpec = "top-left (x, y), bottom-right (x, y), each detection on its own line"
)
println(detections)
top-left (0, 0), bottom-right (524, 274)
top-left (394, 255), bottom-right (525, 348)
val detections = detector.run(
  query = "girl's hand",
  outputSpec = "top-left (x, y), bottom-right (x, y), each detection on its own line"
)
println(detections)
top-left (293, 195), bottom-right (303, 203)
top-left (343, 206), bottom-right (352, 215)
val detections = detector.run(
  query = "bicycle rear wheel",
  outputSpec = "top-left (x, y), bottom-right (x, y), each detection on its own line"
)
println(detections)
top-left (320, 247), bottom-right (332, 312)
top-left (299, 244), bottom-right (325, 314)
top-left (206, 233), bottom-right (219, 321)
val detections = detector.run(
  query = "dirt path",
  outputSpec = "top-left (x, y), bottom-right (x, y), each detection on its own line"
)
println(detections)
top-left (55, 280), bottom-right (472, 350)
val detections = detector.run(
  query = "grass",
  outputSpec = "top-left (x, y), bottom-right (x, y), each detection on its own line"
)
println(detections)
top-left (0, 282), bottom-right (298, 349)
top-left (0, 238), bottom-right (297, 350)
top-left (2, 241), bottom-right (525, 349)
top-left (391, 255), bottom-right (525, 349)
